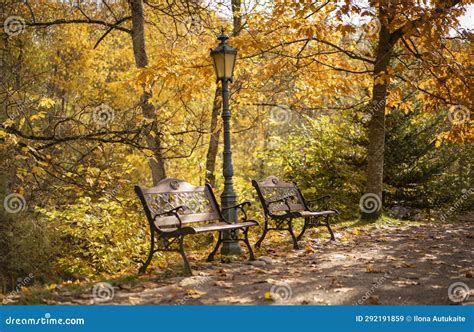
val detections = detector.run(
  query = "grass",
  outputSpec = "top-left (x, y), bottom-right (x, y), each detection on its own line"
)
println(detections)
top-left (336, 214), bottom-right (424, 230)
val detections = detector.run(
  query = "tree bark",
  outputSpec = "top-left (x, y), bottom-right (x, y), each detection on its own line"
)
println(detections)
top-left (130, 0), bottom-right (166, 184)
top-left (204, 0), bottom-right (241, 186)
top-left (231, 0), bottom-right (242, 36)
top-left (361, 17), bottom-right (392, 220)
top-left (205, 87), bottom-right (222, 186)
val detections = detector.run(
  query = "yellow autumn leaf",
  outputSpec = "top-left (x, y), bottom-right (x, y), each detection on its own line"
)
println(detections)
top-left (366, 265), bottom-right (384, 273)
top-left (30, 111), bottom-right (47, 121)
top-left (32, 166), bottom-right (46, 176)
top-left (264, 291), bottom-right (273, 300)
top-left (186, 289), bottom-right (205, 298)
top-left (39, 97), bottom-right (56, 108)
top-left (2, 119), bottom-right (15, 128)
top-left (144, 150), bottom-right (154, 157)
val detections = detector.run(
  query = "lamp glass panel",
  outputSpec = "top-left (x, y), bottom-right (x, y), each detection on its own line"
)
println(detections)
top-left (224, 53), bottom-right (236, 79)
top-left (212, 53), bottom-right (225, 79)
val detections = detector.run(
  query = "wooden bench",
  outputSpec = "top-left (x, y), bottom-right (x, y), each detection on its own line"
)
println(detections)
top-left (252, 176), bottom-right (338, 249)
top-left (135, 178), bottom-right (258, 275)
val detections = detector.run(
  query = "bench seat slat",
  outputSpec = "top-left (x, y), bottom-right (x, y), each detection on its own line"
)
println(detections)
top-left (297, 210), bottom-right (338, 217)
top-left (191, 220), bottom-right (257, 233)
top-left (158, 221), bottom-right (258, 235)
top-left (155, 212), bottom-right (221, 227)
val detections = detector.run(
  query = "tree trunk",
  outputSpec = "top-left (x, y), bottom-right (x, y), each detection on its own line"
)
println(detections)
top-left (130, 0), bottom-right (166, 184)
top-left (204, 0), bottom-right (241, 186)
top-left (231, 0), bottom-right (242, 36)
top-left (360, 21), bottom-right (392, 220)
top-left (205, 87), bottom-right (222, 186)
top-left (258, 123), bottom-right (270, 178)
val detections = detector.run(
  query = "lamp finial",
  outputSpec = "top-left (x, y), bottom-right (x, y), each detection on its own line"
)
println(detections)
top-left (217, 27), bottom-right (228, 44)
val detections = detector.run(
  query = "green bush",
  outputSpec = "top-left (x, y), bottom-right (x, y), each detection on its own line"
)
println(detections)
top-left (265, 108), bottom-right (473, 219)
top-left (265, 114), bottom-right (366, 219)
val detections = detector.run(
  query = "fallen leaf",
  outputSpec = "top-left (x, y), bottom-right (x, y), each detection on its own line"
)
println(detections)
top-left (128, 296), bottom-right (143, 304)
top-left (264, 292), bottom-right (273, 301)
top-left (186, 289), bottom-right (206, 298)
top-left (118, 284), bottom-right (133, 291)
top-left (366, 265), bottom-right (384, 273)
top-left (252, 268), bottom-right (267, 274)
top-left (214, 281), bottom-right (233, 288)
top-left (367, 295), bottom-right (380, 304)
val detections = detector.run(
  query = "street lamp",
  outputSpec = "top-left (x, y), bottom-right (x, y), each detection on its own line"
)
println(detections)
top-left (210, 28), bottom-right (241, 256)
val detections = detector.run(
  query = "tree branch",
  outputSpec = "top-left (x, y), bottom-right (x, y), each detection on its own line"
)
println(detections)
top-left (27, 17), bottom-right (132, 34)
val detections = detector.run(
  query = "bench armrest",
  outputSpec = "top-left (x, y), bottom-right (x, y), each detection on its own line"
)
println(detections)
top-left (153, 206), bottom-right (185, 228)
top-left (266, 195), bottom-right (295, 216)
top-left (221, 201), bottom-right (252, 223)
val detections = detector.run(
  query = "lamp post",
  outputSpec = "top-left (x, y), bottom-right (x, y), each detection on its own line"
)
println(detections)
top-left (210, 28), bottom-right (242, 255)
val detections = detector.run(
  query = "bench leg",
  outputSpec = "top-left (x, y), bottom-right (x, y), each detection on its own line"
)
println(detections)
top-left (178, 236), bottom-right (192, 276)
top-left (297, 218), bottom-right (309, 241)
top-left (288, 219), bottom-right (299, 250)
top-left (138, 229), bottom-right (155, 274)
top-left (326, 216), bottom-right (336, 241)
top-left (242, 227), bottom-right (256, 261)
top-left (255, 218), bottom-right (268, 248)
top-left (207, 232), bottom-right (222, 262)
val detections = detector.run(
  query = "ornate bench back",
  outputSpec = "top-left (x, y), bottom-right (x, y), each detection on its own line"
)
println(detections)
top-left (135, 178), bottom-right (221, 230)
top-left (252, 176), bottom-right (306, 215)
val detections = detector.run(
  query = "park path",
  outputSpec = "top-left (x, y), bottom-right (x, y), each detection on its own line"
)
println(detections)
top-left (34, 222), bottom-right (474, 305)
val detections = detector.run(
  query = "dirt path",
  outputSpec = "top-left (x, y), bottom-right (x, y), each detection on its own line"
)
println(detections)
top-left (23, 222), bottom-right (474, 305)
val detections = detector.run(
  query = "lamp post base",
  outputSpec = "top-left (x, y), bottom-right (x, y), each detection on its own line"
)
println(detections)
top-left (221, 237), bottom-right (243, 256)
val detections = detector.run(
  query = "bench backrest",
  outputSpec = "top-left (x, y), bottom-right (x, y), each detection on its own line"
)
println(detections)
top-left (252, 176), bottom-right (306, 215)
top-left (135, 178), bottom-right (222, 230)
